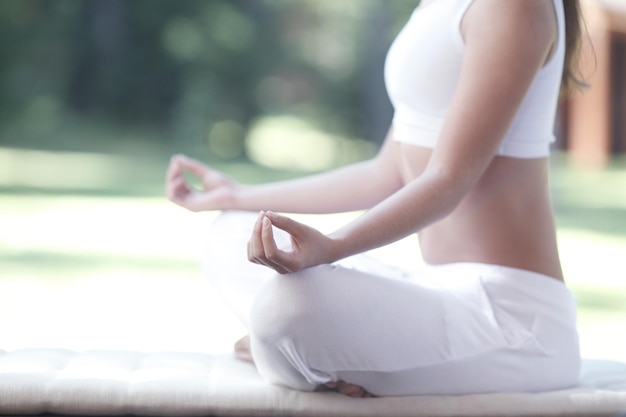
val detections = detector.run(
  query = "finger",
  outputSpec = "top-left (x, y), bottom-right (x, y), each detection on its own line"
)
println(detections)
top-left (247, 211), bottom-right (263, 262)
top-left (165, 154), bottom-right (185, 183)
top-left (166, 176), bottom-right (190, 202)
top-left (179, 155), bottom-right (210, 178)
top-left (247, 212), bottom-right (268, 266)
top-left (260, 216), bottom-right (291, 274)
top-left (265, 212), bottom-right (306, 240)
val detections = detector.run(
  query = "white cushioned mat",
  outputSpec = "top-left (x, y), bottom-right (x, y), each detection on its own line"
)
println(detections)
top-left (0, 349), bottom-right (625, 417)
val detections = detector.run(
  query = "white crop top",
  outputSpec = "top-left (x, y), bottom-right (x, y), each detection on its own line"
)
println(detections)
top-left (384, 0), bottom-right (565, 158)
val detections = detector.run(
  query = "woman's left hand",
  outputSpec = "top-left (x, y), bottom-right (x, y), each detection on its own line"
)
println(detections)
top-left (247, 212), bottom-right (336, 274)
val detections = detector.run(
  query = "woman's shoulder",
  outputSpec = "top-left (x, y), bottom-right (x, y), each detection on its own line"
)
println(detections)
top-left (459, 0), bottom-right (558, 77)
top-left (462, 0), bottom-right (558, 46)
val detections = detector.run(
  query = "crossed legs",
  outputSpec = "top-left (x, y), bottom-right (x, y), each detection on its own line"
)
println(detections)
top-left (203, 212), bottom-right (580, 397)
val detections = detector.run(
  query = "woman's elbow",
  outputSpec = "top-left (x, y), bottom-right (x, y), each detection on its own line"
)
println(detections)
top-left (423, 169), bottom-right (473, 219)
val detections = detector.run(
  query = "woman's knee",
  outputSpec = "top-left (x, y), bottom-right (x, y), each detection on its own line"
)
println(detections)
top-left (247, 267), bottom-right (334, 390)
top-left (248, 267), bottom-right (323, 345)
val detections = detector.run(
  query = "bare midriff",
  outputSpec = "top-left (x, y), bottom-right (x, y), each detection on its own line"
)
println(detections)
top-left (394, 141), bottom-right (564, 281)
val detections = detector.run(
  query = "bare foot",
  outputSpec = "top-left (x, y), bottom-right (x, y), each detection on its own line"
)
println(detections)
top-left (324, 380), bottom-right (374, 398)
top-left (234, 335), bottom-right (254, 363)
top-left (235, 337), bottom-right (372, 398)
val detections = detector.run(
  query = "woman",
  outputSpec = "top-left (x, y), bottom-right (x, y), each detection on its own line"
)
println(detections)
top-left (166, 0), bottom-right (583, 397)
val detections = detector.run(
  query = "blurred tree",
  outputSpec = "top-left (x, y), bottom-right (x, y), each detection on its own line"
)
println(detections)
top-left (0, 0), bottom-right (419, 153)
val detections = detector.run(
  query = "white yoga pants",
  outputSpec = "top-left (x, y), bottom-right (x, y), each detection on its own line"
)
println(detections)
top-left (202, 211), bottom-right (581, 396)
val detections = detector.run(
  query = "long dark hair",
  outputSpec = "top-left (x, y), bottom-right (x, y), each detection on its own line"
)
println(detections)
top-left (561, 0), bottom-right (587, 97)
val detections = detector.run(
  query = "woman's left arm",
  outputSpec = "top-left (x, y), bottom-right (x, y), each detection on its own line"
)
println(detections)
top-left (249, 0), bottom-right (558, 273)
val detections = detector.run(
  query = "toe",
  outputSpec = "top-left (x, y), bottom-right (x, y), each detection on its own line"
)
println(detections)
top-left (234, 335), bottom-right (254, 363)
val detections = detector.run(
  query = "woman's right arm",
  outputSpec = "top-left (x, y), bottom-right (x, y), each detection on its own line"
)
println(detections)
top-left (166, 127), bottom-right (404, 214)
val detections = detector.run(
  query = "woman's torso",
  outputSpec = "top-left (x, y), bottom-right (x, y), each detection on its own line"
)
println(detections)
top-left (386, 0), bottom-right (565, 280)
top-left (393, 143), bottom-right (564, 281)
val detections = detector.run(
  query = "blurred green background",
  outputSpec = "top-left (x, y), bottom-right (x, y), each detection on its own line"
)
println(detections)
top-left (0, 0), bottom-right (624, 359)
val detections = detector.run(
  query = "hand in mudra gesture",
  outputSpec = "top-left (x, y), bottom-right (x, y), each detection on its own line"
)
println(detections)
top-left (247, 211), bottom-right (336, 274)
top-left (165, 154), bottom-right (238, 212)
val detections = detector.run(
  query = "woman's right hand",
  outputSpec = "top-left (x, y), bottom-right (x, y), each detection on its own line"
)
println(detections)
top-left (165, 154), bottom-right (239, 212)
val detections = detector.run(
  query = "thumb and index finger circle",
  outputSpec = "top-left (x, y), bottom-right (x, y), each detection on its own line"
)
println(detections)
top-left (174, 154), bottom-right (209, 178)
top-left (265, 212), bottom-right (306, 240)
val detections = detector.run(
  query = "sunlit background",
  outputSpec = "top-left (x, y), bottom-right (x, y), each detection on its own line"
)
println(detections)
top-left (1, 0), bottom-right (625, 362)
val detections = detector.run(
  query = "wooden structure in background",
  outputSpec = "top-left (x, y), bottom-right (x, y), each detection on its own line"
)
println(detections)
top-left (565, 0), bottom-right (626, 165)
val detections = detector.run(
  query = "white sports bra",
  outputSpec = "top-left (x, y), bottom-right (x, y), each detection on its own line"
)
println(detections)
top-left (384, 0), bottom-right (565, 158)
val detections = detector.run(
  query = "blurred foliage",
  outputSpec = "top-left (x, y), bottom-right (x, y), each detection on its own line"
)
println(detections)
top-left (0, 0), bottom-right (419, 161)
